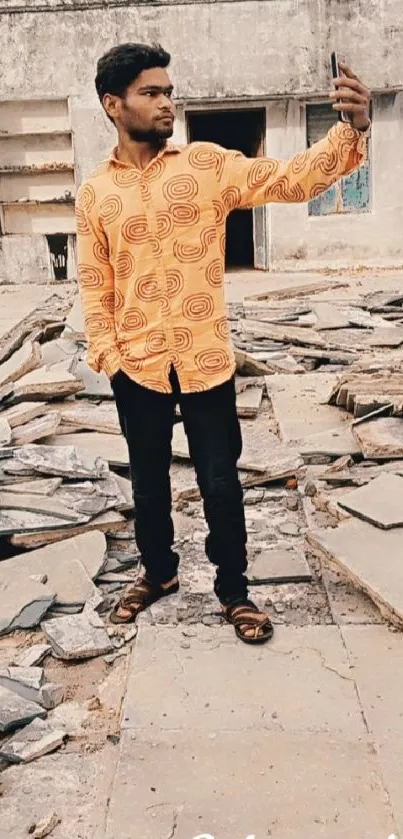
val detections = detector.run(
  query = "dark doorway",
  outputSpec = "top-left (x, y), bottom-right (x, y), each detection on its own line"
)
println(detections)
top-left (187, 109), bottom-right (266, 269)
top-left (46, 234), bottom-right (68, 280)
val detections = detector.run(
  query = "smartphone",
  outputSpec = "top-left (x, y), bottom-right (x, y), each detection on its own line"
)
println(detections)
top-left (331, 51), bottom-right (349, 123)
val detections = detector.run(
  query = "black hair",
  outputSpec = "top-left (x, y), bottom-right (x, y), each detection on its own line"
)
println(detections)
top-left (95, 42), bottom-right (171, 102)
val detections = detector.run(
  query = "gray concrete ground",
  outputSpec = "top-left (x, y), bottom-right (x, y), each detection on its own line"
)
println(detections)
top-left (1, 271), bottom-right (403, 839)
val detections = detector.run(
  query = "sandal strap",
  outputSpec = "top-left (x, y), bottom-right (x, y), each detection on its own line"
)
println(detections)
top-left (226, 602), bottom-right (273, 633)
top-left (120, 578), bottom-right (155, 610)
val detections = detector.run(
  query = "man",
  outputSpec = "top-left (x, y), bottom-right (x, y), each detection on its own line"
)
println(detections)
top-left (76, 43), bottom-right (370, 644)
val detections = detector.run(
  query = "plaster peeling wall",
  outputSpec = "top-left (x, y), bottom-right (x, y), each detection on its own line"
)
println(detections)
top-left (0, 0), bottom-right (402, 279)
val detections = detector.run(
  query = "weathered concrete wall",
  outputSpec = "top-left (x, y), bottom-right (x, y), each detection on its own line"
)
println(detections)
top-left (0, 0), bottom-right (402, 279)
top-left (267, 92), bottom-right (403, 270)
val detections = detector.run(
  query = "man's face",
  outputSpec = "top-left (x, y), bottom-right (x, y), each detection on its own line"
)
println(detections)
top-left (105, 67), bottom-right (175, 142)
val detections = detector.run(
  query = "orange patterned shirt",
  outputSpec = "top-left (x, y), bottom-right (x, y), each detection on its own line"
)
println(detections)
top-left (76, 122), bottom-right (366, 393)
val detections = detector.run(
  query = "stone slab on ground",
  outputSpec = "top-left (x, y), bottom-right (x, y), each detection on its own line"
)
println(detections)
top-left (0, 685), bottom-right (47, 733)
top-left (341, 625), bottom-right (403, 737)
top-left (353, 417), bottom-right (403, 459)
top-left (0, 488), bottom-right (85, 522)
top-left (297, 425), bottom-right (361, 459)
top-left (15, 443), bottom-right (109, 479)
top-left (10, 509), bottom-right (128, 549)
top-left (122, 624), bottom-right (364, 735)
top-left (11, 411), bottom-right (61, 446)
top-left (74, 360), bottom-right (113, 399)
top-left (42, 611), bottom-right (113, 660)
top-left (0, 666), bottom-right (44, 704)
top-left (308, 519), bottom-right (403, 627)
top-left (0, 575), bottom-right (55, 636)
top-left (13, 644), bottom-right (52, 668)
top-left (45, 432), bottom-right (129, 468)
top-left (338, 473), bottom-right (403, 529)
top-left (266, 373), bottom-right (346, 442)
top-left (0, 747), bottom-right (116, 839)
top-left (0, 340), bottom-right (41, 388)
top-left (106, 730), bottom-right (395, 839)
top-left (9, 367), bottom-right (83, 402)
top-left (0, 717), bottom-right (65, 764)
top-left (0, 417), bottom-right (11, 445)
top-left (248, 547), bottom-right (312, 584)
top-left (0, 401), bottom-right (47, 430)
top-left (59, 401), bottom-right (120, 434)
top-left (0, 532), bottom-right (106, 611)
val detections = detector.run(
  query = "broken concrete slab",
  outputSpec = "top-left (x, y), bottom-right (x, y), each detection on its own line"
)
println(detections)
top-left (0, 477), bottom-right (62, 496)
top-left (235, 384), bottom-right (263, 418)
top-left (42, 610), bottom-right (113, 660)
top-left (1, 532), bottom-right (107, 612)
top-left (0, 685), bottom-right (47, 733)
top-left (45, 432), bottom-right (129, 468)
top-left (308, 519), bottom-right (403, 627)
top-left (64, 294), bottom-right (85, 340)
top-left (297, 425), bottom-right (361, 460)
top-left (353, 417), bottom-right (403, 459)
top-left (59, 401), bottom-right (120, 434)
top-left (234, 348), bottom-right (271, 376)
top-left (38, 682), bottom-right (64, 711)
top-left (74, 360), bottom-right (113, 399)
top-left (10, 509), bottom-right (128, 549)
top-left (0, 507), bottom-right (89, 537)
top-left (0, 717), bottom-right (65, 764)
top-left (0, 340), bottom-right (41, 388)
top-left (0, 575), bottom-right (55, 636)
top-left (0, 401), bottom-right (46, 429)
top-left (13, 645), bottom-right (52, 668)
top-left (266, 373), bottom-right (345, 442)
top-left (15, 443), bottom-right (109, 478)
top-left (338, 473), bottom-right (403, 529)
top-left (0, 667), bottom-right (44, 704)
top-left (248, 547), bottom-right (312, 584)
top-left (39, 337), bottom-right (78, 369)
top-left (0, 489), bottom-right (86, 522)
top-left (7, 367), bottom-right (84, 403)
top-left (0, 416), bottom-right (11, 445)
top-left (11, 411), bottom-right (61, 446)
top-left (312, 302), bottom-right (351, 331)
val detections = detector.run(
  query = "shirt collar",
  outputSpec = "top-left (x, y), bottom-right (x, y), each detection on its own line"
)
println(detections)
top-left (109, 141), bottom-right (182, 168)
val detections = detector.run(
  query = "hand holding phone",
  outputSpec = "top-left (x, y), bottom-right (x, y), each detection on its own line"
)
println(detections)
top-left (329, 53), bottom-right (371, 132)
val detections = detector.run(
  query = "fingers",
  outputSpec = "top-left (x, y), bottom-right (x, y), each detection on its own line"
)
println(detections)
top-left (332, 102), bottom-right (368, 114)
top-left (338, 62), bottom-right (357, 79)
top-left (330, 88), bottom-right (368, 105)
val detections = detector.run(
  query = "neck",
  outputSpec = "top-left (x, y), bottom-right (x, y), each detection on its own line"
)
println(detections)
top-left (115, 131), bottom-right (165, 170)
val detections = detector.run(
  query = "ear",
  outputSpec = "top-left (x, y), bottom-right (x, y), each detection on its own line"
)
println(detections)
top-left (103, 93), bottom-right (120, 122)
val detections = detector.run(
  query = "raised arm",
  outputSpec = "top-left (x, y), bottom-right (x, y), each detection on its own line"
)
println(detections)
top-left (219, 62), bottom-right (371, 210)
top-left (75, 185), bottom-right (121, 379)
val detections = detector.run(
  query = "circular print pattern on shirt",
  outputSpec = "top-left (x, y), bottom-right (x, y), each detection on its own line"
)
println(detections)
top-left (100, 195), bottom-right (123, 225)
top-left (182, 293), bottom-right (214, 321)
top-left (195, 348), bottom-right (230, 374)
top-left (163, 174), bottom-right (199, 202)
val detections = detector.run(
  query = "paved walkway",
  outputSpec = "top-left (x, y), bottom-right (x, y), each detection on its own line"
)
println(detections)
top-left (102, 620), bottom-right (402, 839)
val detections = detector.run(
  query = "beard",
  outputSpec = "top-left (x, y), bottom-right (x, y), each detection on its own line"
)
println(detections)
top-left (126, 124), bottom-right (174, 144)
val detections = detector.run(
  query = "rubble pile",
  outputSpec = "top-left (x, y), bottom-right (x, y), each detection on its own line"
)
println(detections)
top-left (1, 274), bottom-right (403, 771)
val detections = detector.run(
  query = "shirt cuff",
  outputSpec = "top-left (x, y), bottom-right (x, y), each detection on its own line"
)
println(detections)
top-left (95, 347), bottom-right (121, 379)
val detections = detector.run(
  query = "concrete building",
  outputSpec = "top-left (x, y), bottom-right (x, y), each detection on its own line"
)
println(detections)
top-left (0, 0), bottom-right (402, 283)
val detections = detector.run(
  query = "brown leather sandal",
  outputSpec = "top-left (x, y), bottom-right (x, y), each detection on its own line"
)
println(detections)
top-left (110, 576), bottom-right (179, 625)
top-left (222, 600), bottom-right (274, 644)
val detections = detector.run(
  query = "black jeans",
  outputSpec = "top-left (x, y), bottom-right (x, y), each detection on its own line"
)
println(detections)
top-left (111, 367), bottom-right (248, 604)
